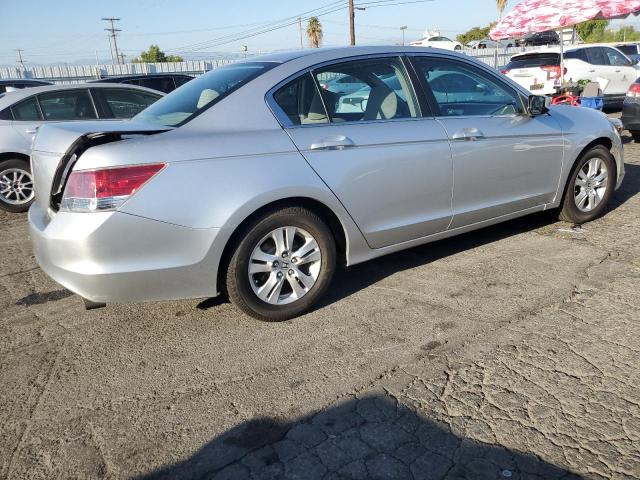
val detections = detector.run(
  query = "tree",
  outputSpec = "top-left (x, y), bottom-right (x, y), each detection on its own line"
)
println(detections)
top-left (306, 17), bottom-right (323, 48)
top-left (132, 45), bottom-right (183, 63)
top-left (496, 0), bottom-right (508, 18)
top-left (456, 23), bottom-right (496, 45)
top-left (576, 20), bottom-right (609, 43)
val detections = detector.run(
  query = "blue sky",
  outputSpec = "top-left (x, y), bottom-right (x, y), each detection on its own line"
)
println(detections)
top-left (0, 0), bottom-right (637, 65)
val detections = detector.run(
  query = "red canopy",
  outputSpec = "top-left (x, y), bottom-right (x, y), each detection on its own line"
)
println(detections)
top-left (490, 0), bottom-right (640, 40)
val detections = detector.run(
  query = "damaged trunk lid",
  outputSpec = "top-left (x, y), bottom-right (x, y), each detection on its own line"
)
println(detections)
top-left (31, 121), bottom-right (169, 214)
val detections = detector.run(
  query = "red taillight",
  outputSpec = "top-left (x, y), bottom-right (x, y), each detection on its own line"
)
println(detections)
top-left (627, 83), bottom-right (640, 98)
top-left (541, 65), bottom-right (567, 80)
top-left (62, 163), bottom-right (165, 211)
top-left (500, 69), bottom-right (509, 74)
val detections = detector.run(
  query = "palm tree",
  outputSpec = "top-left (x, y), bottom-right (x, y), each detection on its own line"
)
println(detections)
top-left (496, 0), bottom-right (508, 18)
top-left (307, 17), bottom-right (323, 48)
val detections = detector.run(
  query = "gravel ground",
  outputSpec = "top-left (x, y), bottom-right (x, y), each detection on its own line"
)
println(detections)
top-left (0, 129), bottom-right (638, 479)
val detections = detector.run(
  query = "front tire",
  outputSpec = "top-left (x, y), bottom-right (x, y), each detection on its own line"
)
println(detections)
top-left (631, 130), bottom-right (640, 142)
top-left (559, 145), bottom-right (615, 224)
top-left (226, 207), bottom-right (336, 321)
top-left (0, 158), bottom-right (35, 213)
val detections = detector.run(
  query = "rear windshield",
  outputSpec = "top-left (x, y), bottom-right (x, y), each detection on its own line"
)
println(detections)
top-left (505, 53), bottom-right (560, 70)
top-left (616, 45), bottom-right (638, 56)
top-left (134, 61), bottom-right (275, 127)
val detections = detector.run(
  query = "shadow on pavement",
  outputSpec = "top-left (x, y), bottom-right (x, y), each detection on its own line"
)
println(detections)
top-left (137, 394), bottom-right (583, 480)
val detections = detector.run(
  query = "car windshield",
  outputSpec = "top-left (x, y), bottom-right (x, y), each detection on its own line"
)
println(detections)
top-left (134, 61), bottom-right (275, 127)
top-left (505, 53), bottom-right (560, 69)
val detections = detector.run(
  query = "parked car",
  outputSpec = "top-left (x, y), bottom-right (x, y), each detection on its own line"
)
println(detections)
top-left (410, 35), bottom-right (463, 51)
top-left (615, 43), bottom-right (640, 63)
top-left (621, 78), bottom-right (640, 141)
top-left (0, 83), bottom-right (163, 212)
top-left (466, 38), bottom-right (514, 49)
top-left (515, 30), bottom-right (559, 47)
top-left (503, 45), bottom-right (639, 107)
top-left (0, 79), bottom-right (53, 93)
top-left (29, 46), bottom-right (624, 321)
top-left (88, 74), bottom-right (193, 93)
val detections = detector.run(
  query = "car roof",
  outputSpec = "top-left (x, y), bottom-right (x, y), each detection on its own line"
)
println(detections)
top-left (0, 82), bottom-right (164, 109)
top-left (0, 78), bottom-right (53, 85)
top-left (87, 73), bottom-right (193, 82)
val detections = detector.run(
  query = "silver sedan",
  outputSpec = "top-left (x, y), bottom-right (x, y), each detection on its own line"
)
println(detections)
top-left (29, 46), bottom-right (624, 321)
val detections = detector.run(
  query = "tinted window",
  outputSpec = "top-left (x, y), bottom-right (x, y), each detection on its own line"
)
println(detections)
top-left (564, 49), bottom-right (588, 62)
top-left (616, 45), bottom-right (638, 56)
top-left (139, 76), bottom-right (176, 93)
top-left (174, 76), bottom-right (193, 88)
top-left (38, 90), bottom-right (97, 120)
top-left (273, 73), bottom-right (328, 126)
top-left (585, 47), bottom-right (608, 65)
top-left (134, 62), bottom-right (274, 127)
top-left (11, 96), bottom-right (42, 121)
top-left (99, 88), bottom-right (161, 118)
top-left (415, 57), bottom-right (523, 117)
top-left (314, 57), bottom-right (419, 123)
top-left (0, 107), bottom-right (12, 120)
top-left (505, 53), bottom-right (560, 69)
top-left (603, 48), bottom-right (631, 66)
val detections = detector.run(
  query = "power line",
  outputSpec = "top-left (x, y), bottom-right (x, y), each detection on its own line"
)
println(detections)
top-left (102, 17), bottom-right (123, 65)
top-left (14, 49), bottom-right (25, 69)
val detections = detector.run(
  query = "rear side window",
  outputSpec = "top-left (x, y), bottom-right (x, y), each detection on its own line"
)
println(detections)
top-left (38, 90), bottom-right (97, 120)
top-left (272, 73), bottom-right (328, 126)
top-left (313, 56), bottom-right (419, 123)
top-left (174, 76), bottom-right (193, 88)
top-left (11, 96), bottom-right (42, 121)
top-left (97, 88), bottom-right (161, 118)
top-left (505, 53), bottom-right (559, 69)
top-left (0, 107), bottom-right (12, 120)
top-left (585, 47), bottom-right (608, 65)
top-left (565, 49), bottom-right (588, 62)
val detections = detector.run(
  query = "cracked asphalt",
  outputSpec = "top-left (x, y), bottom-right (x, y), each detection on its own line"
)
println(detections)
top-left (1, 129), bottom-right (639, 479)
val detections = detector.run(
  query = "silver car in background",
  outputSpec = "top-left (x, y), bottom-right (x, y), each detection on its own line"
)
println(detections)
top-left (0, 83), bottom-right (163, 212)
top-left (29, 46), bottom-right (624, 321)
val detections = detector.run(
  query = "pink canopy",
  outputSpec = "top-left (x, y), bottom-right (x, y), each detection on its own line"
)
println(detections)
top-left (490, 0), bottom-right (640, 40)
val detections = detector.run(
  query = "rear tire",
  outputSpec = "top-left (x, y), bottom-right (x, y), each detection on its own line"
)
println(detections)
top-left (0, 158), bottom-right (34, 213)
top-left (226, 207), bottom-right (336, 321)
top-left (454, 45), bottom-right (462, 51)
top-left (559, 145), bottom-right (615, 224)
top-left (631, 131), bottom-right (640, 142)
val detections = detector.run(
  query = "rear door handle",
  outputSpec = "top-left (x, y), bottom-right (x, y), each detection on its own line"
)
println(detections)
top-left (25, 129), bottom-right (38, 134)
top-left (310, 135), bottom-right (356, 151)
top-left (451, 128), bottom-right (485, 141)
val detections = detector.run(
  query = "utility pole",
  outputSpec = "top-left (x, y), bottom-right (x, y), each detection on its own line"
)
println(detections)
top-left (15, 49), bottom-right (26, 71)
top-left (400, 26), bottom-right (407, 46)
top-left (102, 17), bottom-right (122, 65)
top-left (298, 17), bottom-right (304, 49)
top-left (349, 0), bottom-right (356, 46)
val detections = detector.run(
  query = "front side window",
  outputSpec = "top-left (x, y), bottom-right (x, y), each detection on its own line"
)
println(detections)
top-left (604, 48), bottom-right (631, 66)
top-left (38, 90), bottom-right (97, 120)
top-left (272, 73), bottom-right (328, 126)
top-left (415, 57), bottom-right (523, 117)
top-left (11, 96), bottom-right (42, 121)
top-left (313, 57), bottom-right (419, 123)
top-left (134, 62), bottom-right (275, 127)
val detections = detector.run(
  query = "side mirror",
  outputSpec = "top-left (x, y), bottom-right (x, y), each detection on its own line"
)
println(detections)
top-left (528, 95), bottom-right (550, 116)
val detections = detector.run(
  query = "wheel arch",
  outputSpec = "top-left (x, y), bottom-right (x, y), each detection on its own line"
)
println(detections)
top-left (216, 196), bottom-right (349, 297)
top-left (0, 152), bottom-right (30, 164)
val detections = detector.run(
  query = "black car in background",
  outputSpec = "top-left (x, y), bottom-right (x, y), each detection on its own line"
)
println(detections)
top-left (88, 73), bottom-right (193, 93)
top-left (516, 30), bottom-right (560, 47)
top-left (622, 78), bottom-right (640, 142)
top-left (0, 79), bottom-right (53, 93)
top-left (615, 43), bottom-right (640, 63)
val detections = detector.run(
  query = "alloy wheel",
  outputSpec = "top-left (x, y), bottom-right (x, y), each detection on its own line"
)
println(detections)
top-left (0, 167), bottom-right (34, 206)
top-left (248, 226), bottom-right (322, 305)
top-left (574, 158), bottom-right (608, 212)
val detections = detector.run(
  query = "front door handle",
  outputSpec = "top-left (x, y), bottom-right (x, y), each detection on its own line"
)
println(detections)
top-left (310, 135), bottom-right (356, 151)
top-left (451, 128), bottom-right (485, 141)
top-left (25, 129), bottom-right (38, 134)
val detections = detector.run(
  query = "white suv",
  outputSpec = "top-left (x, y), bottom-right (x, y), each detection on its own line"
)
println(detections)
top-left (503, 45), bottom-right (639, 107)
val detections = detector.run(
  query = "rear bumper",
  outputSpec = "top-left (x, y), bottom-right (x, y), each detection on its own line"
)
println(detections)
top-left (29, 205), bottom-right (221, 303)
